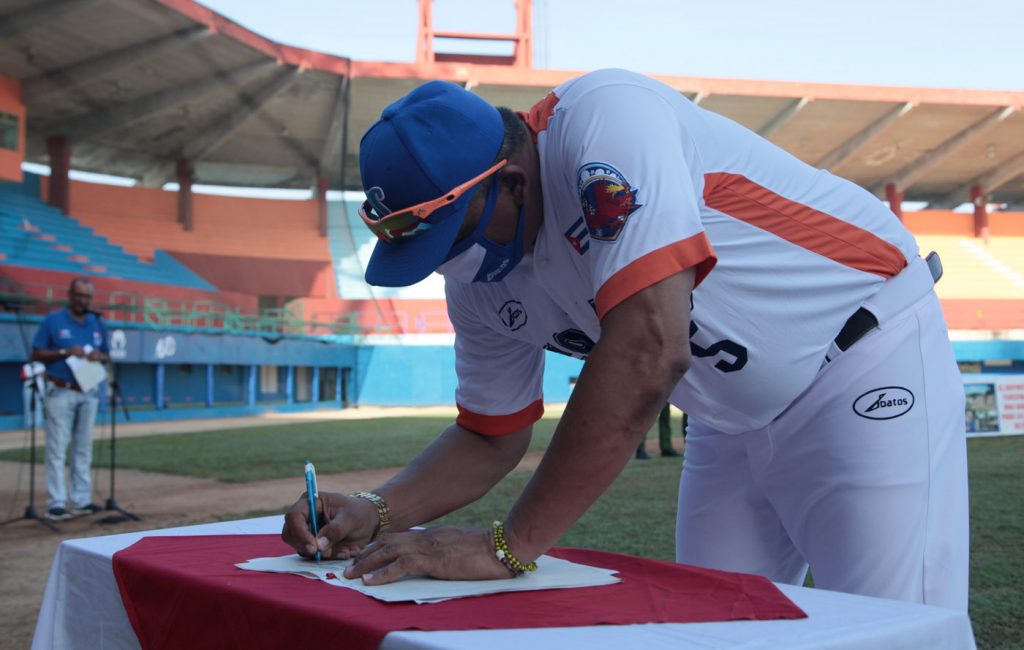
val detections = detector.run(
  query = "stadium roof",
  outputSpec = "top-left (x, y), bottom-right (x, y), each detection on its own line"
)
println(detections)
top-left (2, 0), bottom-right (1024, 207)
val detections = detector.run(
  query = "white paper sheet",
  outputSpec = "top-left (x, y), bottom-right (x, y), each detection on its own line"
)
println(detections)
top-left (65, 357), bottom-right (107, 393)
top-left (236, 554), bottom-right (620, 604)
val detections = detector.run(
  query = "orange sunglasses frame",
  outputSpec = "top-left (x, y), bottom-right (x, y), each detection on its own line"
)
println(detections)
top-left (359, 159), bottom-right (508, 242)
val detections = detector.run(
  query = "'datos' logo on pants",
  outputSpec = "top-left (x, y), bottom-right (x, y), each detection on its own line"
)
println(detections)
top-left (853, 387), bottom-right (915, 420)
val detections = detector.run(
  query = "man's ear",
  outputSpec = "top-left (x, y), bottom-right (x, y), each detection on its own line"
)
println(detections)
top-left (500, 164), bottom-right (529, 204)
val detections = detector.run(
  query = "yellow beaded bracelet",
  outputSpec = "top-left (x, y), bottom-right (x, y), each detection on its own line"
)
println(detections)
top-left (492, 521), bottom-right (538, 577)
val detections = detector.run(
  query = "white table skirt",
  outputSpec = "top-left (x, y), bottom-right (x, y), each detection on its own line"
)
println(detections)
top-left (31, 516), bottom-right (976, 650)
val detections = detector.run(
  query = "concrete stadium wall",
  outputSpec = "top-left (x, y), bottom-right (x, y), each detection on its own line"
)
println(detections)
top-left (2, 319), bottom-right (1019, 430)
top-left (0, 316), bottom-right (585, 428)
top-left (0, 75), bottom-right (25, 183)
top-left (352, 346), bottom-right (584, 407)
top-left (903, 210), bottom-right (1024, 236)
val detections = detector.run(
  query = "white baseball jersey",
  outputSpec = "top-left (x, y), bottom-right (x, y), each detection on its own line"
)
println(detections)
top-left (448, 68), bottom-right (919, 436)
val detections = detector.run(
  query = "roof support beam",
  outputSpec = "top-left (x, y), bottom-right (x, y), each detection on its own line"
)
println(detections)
top-left (338, 68), bottom-right (353, 190)
top-left (139, 161), bottom-right (173, 188)
top-left (318, 76), bottom-right (349, 182)
top-left (0, 0), bottom-right (102, 40)
top-left (935, 149), bottom-right (1024, 208)
top-left (876, 106), bottom-right (1015, 195)
top-left (316, 175), bottom-right (328, 237)
top-left (47, 136), bottom-right (71, 214)
top-left (271, 130), bottom-right (320, 174)
top-left (180, 66), bottom-right (301, 161)
top-left (816, 102), bottom-right (914, 170)
top-left (971, 185), bottom-right (989, 241)
top-left (176, 159), bottom-right (194, 231)
top-left (22, 26), bottom-right (212, 103)
top-left (240, 107), bottom-right (320, 173)
top-left (758, 97), bottom-right (809, 139)
top-left (885, 183), bottom-right (904, 220)
top-left (60, 60), bottom-right (276, 143)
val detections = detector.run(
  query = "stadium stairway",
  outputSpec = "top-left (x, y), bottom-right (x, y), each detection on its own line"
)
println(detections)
top-left (326, 200), bottom-right (376, 300)
top-left (915, 234), bottom-right (1024, 300)
top-left (0, 182), bottom-right (214, 290)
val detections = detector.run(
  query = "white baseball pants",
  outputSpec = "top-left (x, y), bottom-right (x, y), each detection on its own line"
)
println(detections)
top-left (676, 291), bottom-right (969, 611)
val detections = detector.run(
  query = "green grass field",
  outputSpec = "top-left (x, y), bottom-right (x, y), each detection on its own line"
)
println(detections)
top-left (2, 418), bottom-right (1020, 648)
top-left (0, 417), bottom-right (563, 483)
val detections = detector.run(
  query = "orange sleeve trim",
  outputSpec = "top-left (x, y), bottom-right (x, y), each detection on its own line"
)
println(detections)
top-left (595, 233), bottom-right (717, 320)
top-left (703, 172), bottom-right (907, 278)
top-left (456, 399), bottom-right (545, 436)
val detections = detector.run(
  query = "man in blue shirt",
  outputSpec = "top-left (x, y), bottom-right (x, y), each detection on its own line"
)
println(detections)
top-left (31, 278), bottom-right (109, 520)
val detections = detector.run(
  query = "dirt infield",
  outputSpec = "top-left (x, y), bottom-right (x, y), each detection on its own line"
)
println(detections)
top-left (0, 409), bottom-right (552, 650)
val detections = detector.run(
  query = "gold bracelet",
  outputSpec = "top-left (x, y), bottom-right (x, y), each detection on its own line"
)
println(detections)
top-left (350, 491), bottom-right (391, 539)
top-left (492, 521), bottom-right (538, 576)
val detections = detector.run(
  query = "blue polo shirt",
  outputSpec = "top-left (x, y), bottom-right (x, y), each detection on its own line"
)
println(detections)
top-left (32, 308), bottom-right (109, 385)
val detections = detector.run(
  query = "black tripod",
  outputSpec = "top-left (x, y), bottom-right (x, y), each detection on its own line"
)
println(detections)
top-left (100, 376), bottom-right (140, 524)
top-left (0, 360), bottom-right (58, 533)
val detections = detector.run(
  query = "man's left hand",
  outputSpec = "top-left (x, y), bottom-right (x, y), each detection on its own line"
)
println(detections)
top-left (343, 526), bottom-right (512, 584)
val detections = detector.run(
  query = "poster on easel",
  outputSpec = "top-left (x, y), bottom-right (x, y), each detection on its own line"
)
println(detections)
top-left (963, 375), bottom-right (1024, 438)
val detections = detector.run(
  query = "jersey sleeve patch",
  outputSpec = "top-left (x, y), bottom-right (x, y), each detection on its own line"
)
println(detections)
top-left (578, 162), bottom-right (642, 241)
top-left (594, 232), bottom-right (716, 319)
top-left (456, 399), bottom-right (545, 436)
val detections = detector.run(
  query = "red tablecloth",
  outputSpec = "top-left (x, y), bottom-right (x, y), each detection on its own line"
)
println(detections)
top-left (113, 535), bottom-right (806, 650)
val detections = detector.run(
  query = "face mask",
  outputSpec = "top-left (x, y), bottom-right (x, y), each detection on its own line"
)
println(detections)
top-left (435, 177), bottom-right (526, 283)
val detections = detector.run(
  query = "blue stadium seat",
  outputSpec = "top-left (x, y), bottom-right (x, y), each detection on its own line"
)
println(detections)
top-left (0, 181), bottom-right (214, 290)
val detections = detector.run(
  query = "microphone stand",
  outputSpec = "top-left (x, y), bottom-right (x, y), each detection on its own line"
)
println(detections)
top-left (100, 375), bottom-right (140, 524)
top-left (0, 303), bottom-right (59, 533)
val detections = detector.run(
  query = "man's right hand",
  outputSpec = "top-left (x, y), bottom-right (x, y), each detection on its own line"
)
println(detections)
top-left (67, 345), bottom-right (86, 358)
top-left (282, 492), bottom-right (382, 560)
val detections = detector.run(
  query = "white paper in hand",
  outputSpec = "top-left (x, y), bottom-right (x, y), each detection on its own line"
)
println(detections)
top-left (65, 356), bottom-right (107, 393)
top-left (236, 554), bottom-right (620, 604)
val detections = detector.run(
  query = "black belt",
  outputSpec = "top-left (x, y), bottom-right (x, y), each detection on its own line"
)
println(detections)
top-left (834, 251), bottom-right (943, 353)
top-left (47, 376), bottom-right (81, 392)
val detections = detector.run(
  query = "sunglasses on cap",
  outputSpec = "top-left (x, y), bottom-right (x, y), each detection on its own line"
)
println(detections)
top-left (359, 159), bottom-right (508, 243)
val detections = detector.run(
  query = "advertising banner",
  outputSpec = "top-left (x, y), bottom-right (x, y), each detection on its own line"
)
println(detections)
top-left (963, 374), bottom-right (1024, 437)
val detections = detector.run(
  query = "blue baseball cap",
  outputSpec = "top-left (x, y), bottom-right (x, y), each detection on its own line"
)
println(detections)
top-left (359, 81), bottom-right (504, 287)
